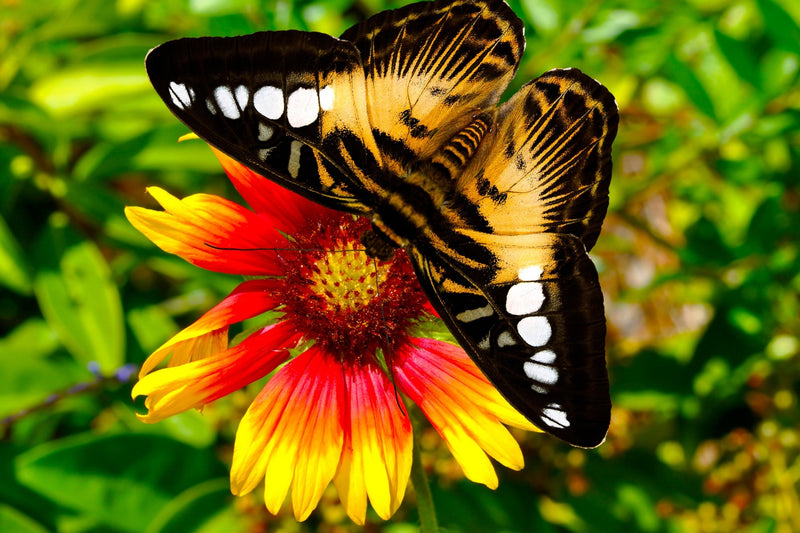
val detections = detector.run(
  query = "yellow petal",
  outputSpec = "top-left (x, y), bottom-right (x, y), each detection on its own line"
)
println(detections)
top-left (231, 346), bottom-right (345, 522)
top-left (396, 338), bottom-right (534, 486)
top-left (132, 322), bottom-right (294, 422)
top-left (139, 279), bottom-right (283, 377)
top-left (334, 361), bottom-right (412, 523)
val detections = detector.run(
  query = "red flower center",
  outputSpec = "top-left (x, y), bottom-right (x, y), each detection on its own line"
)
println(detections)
top-left (276, 212), bottom-right (428, 361)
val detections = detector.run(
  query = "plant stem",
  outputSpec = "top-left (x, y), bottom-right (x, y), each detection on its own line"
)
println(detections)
top-left (410, 414), bottom-right (438, 533)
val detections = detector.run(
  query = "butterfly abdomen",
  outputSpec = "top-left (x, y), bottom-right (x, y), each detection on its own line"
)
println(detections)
top-left (429, 113), bottom-right (493, 182)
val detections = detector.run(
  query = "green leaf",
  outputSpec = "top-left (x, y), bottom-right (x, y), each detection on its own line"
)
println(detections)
top-left (0, 504), bottom-right (49, 533)
top-left (28, 63), bottom-right (151, 116)
top-left (0, 344), bottom-right (80, 418)
top-left (34, 229), bottom-right (124, 372)
top-left (0, 214), bottom-right (32, 294)
top-left (664, 55), bottom-right (717, 119)
top-left (145, 479), bottom-right (246, 533)
top-left (758, 0), bottom-right (800, 55)
top-left (0, 444), bottom-right (59, 532)
top-left (713, 30), bottom-right (761, 88)
top-left (521, 0), bottom-right (561, 35)
top-left (0, 318), bottom-right (58, 360)
top-left (15, 433), bottom-right (227, 533)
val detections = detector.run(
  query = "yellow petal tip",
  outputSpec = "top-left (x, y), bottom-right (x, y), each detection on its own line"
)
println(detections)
top-left (178, 132), bottom-right (200, 142)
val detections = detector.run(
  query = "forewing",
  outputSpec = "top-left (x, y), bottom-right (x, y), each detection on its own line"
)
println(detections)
top-left (457, 68), bottom-right (618, 250)
top-left (410, 232), bottom-right (610, 448)
top-left (341, 0), bottom-right (524, 174)
top-left (146, 31), bottom-right (382, 213)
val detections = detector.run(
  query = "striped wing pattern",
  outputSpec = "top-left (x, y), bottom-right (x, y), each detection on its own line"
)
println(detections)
top-left (341, 0), bottom-right (524, 175)
top-left (145, 0), bottom-right (617, 448)
top-left (420, 68), bottom-right (617, 447)
top-left (457, 68), bottom-right (619, 250)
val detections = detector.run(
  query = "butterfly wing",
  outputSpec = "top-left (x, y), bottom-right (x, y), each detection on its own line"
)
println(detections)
top-left (341, 0), bottom-right (525, 175)
top-left (412, 68), bottom-right (617, 448)
top-left (145, 31), bottom-right (382, 213)
top-left (412, 233), bottom-right (609, 448)
top-left (457, 68), bottom-right (619, 250)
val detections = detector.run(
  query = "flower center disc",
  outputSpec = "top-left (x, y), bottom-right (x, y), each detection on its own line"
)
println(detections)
top-left (278, 213), bottom-right (428, 360)
top-left (308, 250), bottom-right (387, 311)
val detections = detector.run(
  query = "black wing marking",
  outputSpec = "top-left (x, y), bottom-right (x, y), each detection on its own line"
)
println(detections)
top-left (409, 232), bottom-right (610, 448)
top-left (146, 31), bottom-right (382, 214)
top-left (456, 68), bottom-right (619, 251)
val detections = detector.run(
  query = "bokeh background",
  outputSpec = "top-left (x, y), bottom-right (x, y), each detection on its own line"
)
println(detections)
top-left (1, 0), bottom-right (798, 531)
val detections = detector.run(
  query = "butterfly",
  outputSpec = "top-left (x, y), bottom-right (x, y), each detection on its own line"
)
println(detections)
top-left (145, 0), bottom-right (618, 448)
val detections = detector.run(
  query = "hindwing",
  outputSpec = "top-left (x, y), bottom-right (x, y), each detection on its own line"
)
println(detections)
top-left (145, 31), bottom-right (380, 213)
top-left (457, 68), bottom-right (618, 250)
top-left (412, 232), bottom-right (610, 448)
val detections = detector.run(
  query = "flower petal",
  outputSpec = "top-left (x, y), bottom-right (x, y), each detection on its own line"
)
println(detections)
top-left (140, 279), bottom-right (284, 377)
top-left (209, 146), bottom-right (336, 233)
top-left (125, 187), bottom-right (287, 275)
top-left (333, 361), bottom-right (412, 524)
top-left (395, 338), bottom-right (535, 488)
top-left (132, 320), bottom-right (297, 423)
top-left (231, 346), bottom-right (344, 522)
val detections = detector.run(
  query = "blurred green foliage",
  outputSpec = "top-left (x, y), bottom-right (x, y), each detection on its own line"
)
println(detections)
top-left (1, 0), bottom-right (799, 531)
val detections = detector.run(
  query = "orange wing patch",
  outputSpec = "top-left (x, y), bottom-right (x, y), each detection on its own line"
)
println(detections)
top-left (341, 0), bottom-right (524, 175)
top-left (456, 69), bottom-right (618, 250)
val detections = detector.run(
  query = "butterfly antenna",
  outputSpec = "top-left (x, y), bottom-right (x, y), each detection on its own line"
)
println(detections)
top-left (372, 257), bottom-right (406, 416)
top-left (205, 243), bottom-right (367, 254)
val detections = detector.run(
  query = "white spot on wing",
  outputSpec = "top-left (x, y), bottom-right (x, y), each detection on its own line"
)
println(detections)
top-left (518, 316), bottom-right (551, 347)
top-left (287, 87), bottom-right (319, 127)
top-left (542, 403), bottom-right (570, 428)
top-left (258, 147), bottom-right (275, 161)
top-left (169, 82), bottom-right (193, 109)
top-left (456, 304), bottom-right (492, 323)
top-left (519, 265), bottom-right (543, 281)
top-left (531, 383), bottom-right (547, 394)
top-left (214, 86), bottom-right (241, 119)
top-left (497, 331), bottom-right (516, 347)
top-left (523, 362), bottom-right (558, 384)
top-left (288, 140), bottom-right (302, 178)
top-left (506, 282), bottom-right (545, 315)
top-left (206, 98), bottom-right (217, 115)
top-left (531, 349), bottom-right (556, 364)
top-left (478, 335), bottom-right (490, 351)
top-left (318, 85), bottom-right (335, 111)
top-left (234, 85), bottom-right (249, 109)
top-left (258, 123), bottom-right (274, 141)
top-left (254, 86), bottom-right (284, 119)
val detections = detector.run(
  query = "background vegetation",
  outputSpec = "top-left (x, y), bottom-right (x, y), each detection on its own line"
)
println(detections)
top-left (1, 0), bottom-right (798, 531)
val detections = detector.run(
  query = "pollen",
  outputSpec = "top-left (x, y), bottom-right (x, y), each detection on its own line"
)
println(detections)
top-left (307, 249), bottom-right (388, 311)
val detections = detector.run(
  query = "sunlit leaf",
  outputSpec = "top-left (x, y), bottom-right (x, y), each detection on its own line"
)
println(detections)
top-left (34, 223), bottom-right (124, 372)
top-left (0, 214), bottom-right (32, 294)
top-left (144, 479), bottom-right (246, 533)
top-left (16, 434), bottom-right (227, 533)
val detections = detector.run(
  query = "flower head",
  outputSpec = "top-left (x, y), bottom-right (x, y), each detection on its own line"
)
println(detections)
top-left (126, 144), bottom-right (538, 523)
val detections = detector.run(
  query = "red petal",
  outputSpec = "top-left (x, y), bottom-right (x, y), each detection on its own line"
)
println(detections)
top-left (131, 320), bottom-right (298, 423)
top-left (140, 279), bottom-right (284, 377)
top-left (125, 187), bottom-right (287, 275)
top-left (209, 146), bottom-right (336, 233)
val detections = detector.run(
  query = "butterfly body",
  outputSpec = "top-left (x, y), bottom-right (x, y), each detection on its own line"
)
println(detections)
top-left (146, 0), bottom-right (618, 448)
